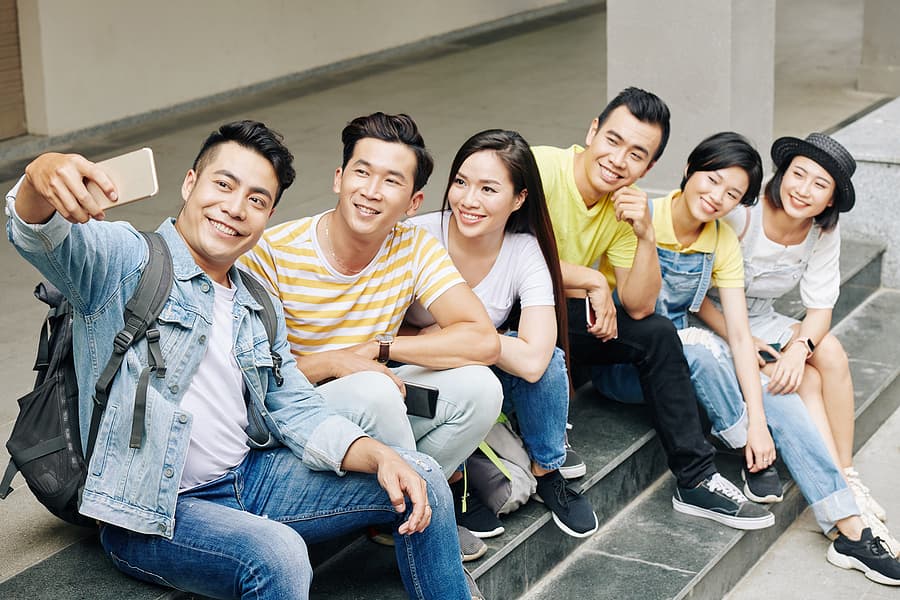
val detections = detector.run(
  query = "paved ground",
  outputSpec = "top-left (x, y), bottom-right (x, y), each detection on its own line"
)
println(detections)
top-left (727, 399), bottom-right (900, 600)
top-left (0, 0), bottom-right (895, 593)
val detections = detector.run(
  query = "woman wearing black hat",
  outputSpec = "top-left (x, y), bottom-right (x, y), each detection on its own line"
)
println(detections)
top-left (699, 133), bottom-right (900, 584)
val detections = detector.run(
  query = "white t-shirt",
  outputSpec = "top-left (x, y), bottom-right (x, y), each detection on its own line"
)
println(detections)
top-left (724, 203), bottom-right (841, 309)
top-left (405, 211), bottom-right (555, 328)
top-left (179, 278), bottom-right (250, 491)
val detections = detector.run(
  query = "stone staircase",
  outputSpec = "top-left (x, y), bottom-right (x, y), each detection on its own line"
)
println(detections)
top-left (0, 237), bottom-right (896, 600)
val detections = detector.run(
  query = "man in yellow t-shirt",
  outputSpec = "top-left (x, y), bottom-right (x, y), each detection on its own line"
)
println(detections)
top-left (532, 87), bottom-right (773, 531)
top-left (241, 113), bottom-right (503, 562)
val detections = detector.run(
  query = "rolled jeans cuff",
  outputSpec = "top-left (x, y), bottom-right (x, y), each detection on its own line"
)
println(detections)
top-left (810, 486), bottom-right (859, 534)
top-left (712, 403), bottom-right (748, 449)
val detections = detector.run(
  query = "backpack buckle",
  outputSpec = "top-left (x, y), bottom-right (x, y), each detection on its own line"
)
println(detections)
top-left (271, 352), bottom-right (284, 387)
top-left (113, 330), bottom-right (134, 353)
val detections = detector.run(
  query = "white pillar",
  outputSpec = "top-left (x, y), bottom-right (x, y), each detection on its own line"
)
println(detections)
top-left (858, 0), bottom-right (900, 94)
top-left (606, 0), bottom-right (775, 193)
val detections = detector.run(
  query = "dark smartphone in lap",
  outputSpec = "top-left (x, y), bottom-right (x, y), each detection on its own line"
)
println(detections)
top-left (404, 382), bottom-right (438, 419)
top-left (758, 342), bottom-right (782, 363)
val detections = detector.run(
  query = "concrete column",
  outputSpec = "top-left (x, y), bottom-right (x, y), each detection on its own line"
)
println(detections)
top-left (858, 0), bottom-right (900, 94)
top-left (606, 0), bottom-right (775, 194)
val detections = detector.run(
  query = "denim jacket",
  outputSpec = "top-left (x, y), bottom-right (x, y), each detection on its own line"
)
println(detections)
top-left (6, 192), bottom-right (367, 538)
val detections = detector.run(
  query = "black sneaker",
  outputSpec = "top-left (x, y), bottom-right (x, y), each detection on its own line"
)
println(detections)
top-left (742, 464), bottom-right (784, 503)
top-left (534, 470), bottom-right (599, 538)
top-left (827, 527), bottom-right (900, 586)
top-left (672, 472), bottom-right (775, 530)
top-left (451, 479), bottom-right (505, 539)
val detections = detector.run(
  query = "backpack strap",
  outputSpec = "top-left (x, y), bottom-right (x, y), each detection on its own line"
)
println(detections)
top-left (88, 231), bottom-right (173, 458)
top-left (238, 270), bottom-right (284, 387)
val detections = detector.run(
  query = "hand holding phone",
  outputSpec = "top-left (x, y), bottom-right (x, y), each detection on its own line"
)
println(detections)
top-left (403, 381), bottom-right (438, 419)
top-left (758, 342), bottom-right (782, 363)
top-left (86, 148), bottom-right (159, 210)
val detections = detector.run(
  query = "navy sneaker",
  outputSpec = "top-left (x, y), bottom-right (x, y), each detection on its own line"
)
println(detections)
top-left (451, 479), bottom-right (505, 539)
top-left (742, 464), bottom-right (784, 503)
top-left (827, 527), bottom-right (900, 586)
top-left (534, 470), bottom-right (598, 538)
top-left (673, 472), bottom-right (774, 530)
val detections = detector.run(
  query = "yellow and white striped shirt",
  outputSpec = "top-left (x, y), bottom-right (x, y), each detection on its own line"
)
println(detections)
top-left (240, 210), bottom-right (464, 357)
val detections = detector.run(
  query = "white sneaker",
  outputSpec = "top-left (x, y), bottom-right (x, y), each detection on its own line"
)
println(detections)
top-left (845, 467), bottom-right (888, 522)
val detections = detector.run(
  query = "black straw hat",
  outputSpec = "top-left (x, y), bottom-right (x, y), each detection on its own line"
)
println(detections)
top-left (770, 133), bottom-right (856, 212)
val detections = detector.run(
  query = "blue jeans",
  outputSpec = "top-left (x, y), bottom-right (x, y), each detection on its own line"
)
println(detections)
top-left (686, 337), bottom-right (858, 533)
top-left (492, 344), bottom-right (569, 470)
top-left (98, 447), bottom-right (468, 599)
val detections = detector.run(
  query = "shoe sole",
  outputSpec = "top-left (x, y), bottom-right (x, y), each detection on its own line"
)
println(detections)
top-left (534, 493), bottom-right (600, 538)
top-left (827, 543), bottom-right (900, 586)
top-left (468, 526), bottom-right (505, 539)
top-left (671, 496), bottom-right (775, 530)
top-left (741, 471), bottom-right (783, 504)
top-left (462, 544), bottom-right (488, 562)
top-left (559, 463), bottom-right (587, 480)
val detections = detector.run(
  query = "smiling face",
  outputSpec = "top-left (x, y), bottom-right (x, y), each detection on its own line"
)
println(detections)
top-left (575, 105), bottom-right (663, 204)
top-left (332, 137), bottom-right (424, 241)
top-left (175, 142), bottom-right (277, 285)
top-left (778, 155), bottom-right (836, 220)
top-left (447, 150), bottom-right (526, 242)
top-left (681, 166), bottom-right (750, 225)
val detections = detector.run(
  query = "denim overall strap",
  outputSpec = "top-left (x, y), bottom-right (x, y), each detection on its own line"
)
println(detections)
top-left (687, 221), bottom-right (719, 313)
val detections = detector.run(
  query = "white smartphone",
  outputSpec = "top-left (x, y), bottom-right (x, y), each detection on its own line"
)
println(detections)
top-left (87, 147), bottom-right (159, 210)
top-left (585, 296), bottom-right (596, 327)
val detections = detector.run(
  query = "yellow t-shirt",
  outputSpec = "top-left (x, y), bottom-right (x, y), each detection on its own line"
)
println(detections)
top-left (652, 190), bottom-right (744, 288)
top-left (239, 211), bottom-right (464, 357)
top-left (532, 144), bottom-right (637, 289)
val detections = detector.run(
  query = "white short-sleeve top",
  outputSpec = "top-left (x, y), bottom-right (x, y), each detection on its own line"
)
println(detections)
top-left (724, 202), bottom-right (841, 310)
top-left (405, 211), bottom-right (555, 328)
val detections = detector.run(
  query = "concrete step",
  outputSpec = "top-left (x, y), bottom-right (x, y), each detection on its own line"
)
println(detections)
top-left (521, 287), bottom-right (900, 600)
top-left (0, 238), bottom-right (886, 599)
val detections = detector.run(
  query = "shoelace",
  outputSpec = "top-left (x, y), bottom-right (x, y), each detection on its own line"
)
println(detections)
top-left (867, 535), bottom-right (890, 557)
top-left (707, 473), bottom-right (749, 503)
top-left (551, 475), bottom-right (574, 508)
top-left (845, 468), bottom-right (874, 499)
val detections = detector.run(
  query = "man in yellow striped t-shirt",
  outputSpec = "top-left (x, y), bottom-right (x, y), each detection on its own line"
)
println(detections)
top-left (241, 114), bottom-right (502, 554)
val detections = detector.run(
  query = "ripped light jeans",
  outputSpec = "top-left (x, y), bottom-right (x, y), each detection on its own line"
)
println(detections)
top-left (99, 446), bottom-right (468, 599)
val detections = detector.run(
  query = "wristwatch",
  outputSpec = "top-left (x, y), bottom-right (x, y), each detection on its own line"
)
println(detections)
top-left (792, 337), bottom-right (816, 359)
top-left (375, 333), bottom-right (393, 364)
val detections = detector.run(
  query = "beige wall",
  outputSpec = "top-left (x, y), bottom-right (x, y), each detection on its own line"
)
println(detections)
top-left (16, 0), bottom-right (564, 136)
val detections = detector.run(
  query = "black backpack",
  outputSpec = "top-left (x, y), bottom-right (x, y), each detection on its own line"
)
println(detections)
top-left (0, 232), bottom-right (282, 526)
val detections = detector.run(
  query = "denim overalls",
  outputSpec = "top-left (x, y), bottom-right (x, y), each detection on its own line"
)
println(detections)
top-left (594, 208), bottom-right (856, 532)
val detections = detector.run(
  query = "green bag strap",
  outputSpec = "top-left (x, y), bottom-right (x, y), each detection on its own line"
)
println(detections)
top-left (476, 412), bottom-right (515, 481)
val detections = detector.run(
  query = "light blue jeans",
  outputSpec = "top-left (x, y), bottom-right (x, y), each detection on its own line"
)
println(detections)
top-left (99, 446), bottom-right (468, 599)
top-left (317, 365), bottom-right (502, 478)
top-left (684, 335), bottom-right (859, 533)
top-left (492, 343), bottom-right (569, 471)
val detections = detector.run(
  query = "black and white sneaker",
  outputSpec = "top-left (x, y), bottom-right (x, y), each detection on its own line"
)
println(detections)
top-left (827, 527), bottom-right (900, 586)
top-left (534, 470), bottom-right (599, 538)
top-left (672, 472), bottom-right (775, 530)
top-left (742, 464), bottom-right (784, 503)
top-left (559, 427), bottom-right (587, 480)
top-left (451, 479), bottom-right (505, 539)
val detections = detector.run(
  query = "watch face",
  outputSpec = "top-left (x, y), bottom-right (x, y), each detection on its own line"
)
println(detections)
top-left (376, 333), bottom-right (393, 344)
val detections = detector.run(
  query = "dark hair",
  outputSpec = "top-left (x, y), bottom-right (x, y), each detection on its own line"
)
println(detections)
top-left (193, 120), bottom-right (295, 206)
top-left (441, 129), bottom-right (569, 360)
top-left (679, 132), bottom-right (763, 206)
top-left (341, 112), bottom-right (434, 193)
top-left (597, 87), bottom-right (671, 162)
top-left (764, 158), bottom-right (840, 232)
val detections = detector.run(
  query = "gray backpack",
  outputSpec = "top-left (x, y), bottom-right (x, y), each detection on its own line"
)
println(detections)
top-left (466, 415), bottom-right (536, 516)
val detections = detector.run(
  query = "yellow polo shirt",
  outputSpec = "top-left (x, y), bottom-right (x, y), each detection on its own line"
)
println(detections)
top-left (653, 190), bottom-right (744, 289)
top-left (532, 144), bottom-right (637, 289)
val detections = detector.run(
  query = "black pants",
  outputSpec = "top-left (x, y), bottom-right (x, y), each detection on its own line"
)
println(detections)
top-left (567, 298), bottom-right (716, 488)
